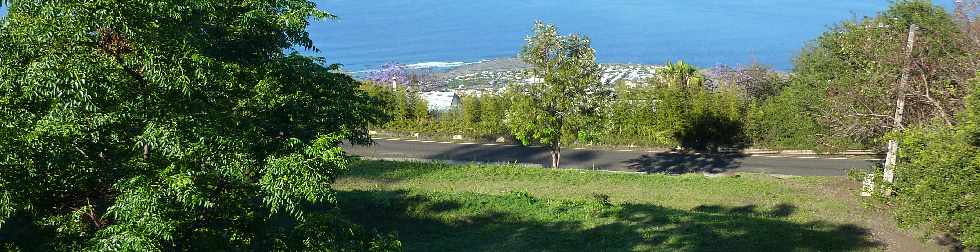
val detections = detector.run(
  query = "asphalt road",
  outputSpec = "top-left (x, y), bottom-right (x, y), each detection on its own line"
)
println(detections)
top-left (343, 139), bottom-right (881, 176)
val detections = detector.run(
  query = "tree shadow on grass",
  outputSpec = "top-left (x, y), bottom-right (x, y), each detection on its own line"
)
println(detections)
top-left (338, 190), bottom-right (881, 252)
top-left (624, 152), bottom-right (746, 174)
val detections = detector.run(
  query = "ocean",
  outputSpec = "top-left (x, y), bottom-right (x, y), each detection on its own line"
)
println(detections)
top-left (311, 0), bottom-right (956, 72)
top-left (0, 1), bottom-right (957, 71)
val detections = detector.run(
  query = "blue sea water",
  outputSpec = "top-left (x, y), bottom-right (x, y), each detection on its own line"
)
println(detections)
top-left (0, 1), bottom-right (957, 71)
top-left (312, 0), bottom-right (954, 71)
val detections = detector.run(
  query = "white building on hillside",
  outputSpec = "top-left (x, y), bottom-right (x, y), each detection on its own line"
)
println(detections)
top-left (421, 91), bottom-right (461, 112)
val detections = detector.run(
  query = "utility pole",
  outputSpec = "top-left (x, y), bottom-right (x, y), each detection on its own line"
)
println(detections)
top-left (864, 23), bottom-right (917, 196)
top-left (884, 23), bottom-right (918, 183)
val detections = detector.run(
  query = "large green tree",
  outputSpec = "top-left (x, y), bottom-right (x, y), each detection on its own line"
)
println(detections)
top-left (0, 0), bottom-right (394, 250)
top-left (507, 21), bottom-right (609, 168)
top-left (762, 1), bottom-right (979, 150)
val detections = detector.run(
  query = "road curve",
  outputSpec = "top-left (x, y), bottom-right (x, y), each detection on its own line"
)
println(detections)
top-left (342, 139), bottom-right (880, 176)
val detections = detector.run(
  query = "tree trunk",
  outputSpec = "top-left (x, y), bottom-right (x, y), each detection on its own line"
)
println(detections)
top-left (551, 141), bottom-right (561, 169)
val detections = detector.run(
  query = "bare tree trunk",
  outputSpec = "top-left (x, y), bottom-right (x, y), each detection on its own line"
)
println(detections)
top-left (551, 141), bottom-right (561, 169)
top-left (884, 24), bottom-right (918, 184)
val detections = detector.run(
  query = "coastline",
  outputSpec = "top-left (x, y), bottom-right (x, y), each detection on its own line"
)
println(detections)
top-left (350, 58), bottom-right (663, 91)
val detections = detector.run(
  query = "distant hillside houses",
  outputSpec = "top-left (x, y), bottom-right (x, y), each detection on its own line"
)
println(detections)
top-left (418, 62), bottom-right (661, 91)
top-left (420, 91), bottom-right (461, 111)
top-left (601, 65), bottom-right (661, 85)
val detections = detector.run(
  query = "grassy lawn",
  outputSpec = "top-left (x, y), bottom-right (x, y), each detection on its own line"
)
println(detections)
top-left (334, 160), bottom-right (911, 251)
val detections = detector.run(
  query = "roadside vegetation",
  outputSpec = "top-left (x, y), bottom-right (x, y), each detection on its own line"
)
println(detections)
top-left (364, 61), bottom-right (764, 152)
top-left (889, 73), bottom-right (980, 247)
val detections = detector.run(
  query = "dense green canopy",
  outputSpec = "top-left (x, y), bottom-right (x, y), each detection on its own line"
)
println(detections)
top-left (0, 0), bottom-right (392, 250)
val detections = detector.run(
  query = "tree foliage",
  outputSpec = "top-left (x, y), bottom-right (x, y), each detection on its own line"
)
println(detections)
top-left (706, 63), bottom-right (787, 101)
top-left (0, 0), bottom-right (396, 250)
top-left (456, 93), bottom-right (511, 138)
top-left (361, 82), bottom-right (429, 132)
top-left (474, 93), bottom-right (512, 138)
top-left (892, 72), bottom-right (980, 248)
top-left (955, 0), bottom-right (980, 46)
top-left (649, 61), bottom-right (749, 150)
top-left (753, 0), bottom-right (979, 150)
top-left (600, 82), bottom-right (671, 146)
top-left (746, 80), bottom-right (832, 150)
top-left (508, 21), bottom-right (610, 168)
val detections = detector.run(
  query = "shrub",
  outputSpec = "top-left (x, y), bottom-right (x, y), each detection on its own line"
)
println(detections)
top-left (600, 82), bottom-right (674, 146)
top-left (891, 73), bottom-right (980, 248)
top-left (674, 86), bottom-right (749, 151)
top-left (362, 82), bottom-right (430, 132)
top-left (745, 78), bottom-right (838, 151)
top-left (646, 62), bottom-right (751, 151)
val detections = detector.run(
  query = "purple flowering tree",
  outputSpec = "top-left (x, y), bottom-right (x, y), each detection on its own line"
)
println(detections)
top-left (366, 62), bottom-right (435, 90)
top-left (367, 62), bottom-right (410, 87)
top-left (955, 0), bottom-right (980, 45)
top-left (705, 63), bottom-right (785, 100)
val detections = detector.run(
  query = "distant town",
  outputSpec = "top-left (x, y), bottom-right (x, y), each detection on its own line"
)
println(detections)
top-left (358, 59), bottom-right (660, 91)
top-left (352, 58), bottom-right (664, 111)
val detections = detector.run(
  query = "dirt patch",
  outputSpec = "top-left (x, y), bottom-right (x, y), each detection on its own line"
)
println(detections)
top-left (783, 177), bottom-right (948, 252)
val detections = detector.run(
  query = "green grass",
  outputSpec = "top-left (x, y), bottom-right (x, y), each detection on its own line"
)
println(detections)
top-left (335, 160), bottom-right (885, 251)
